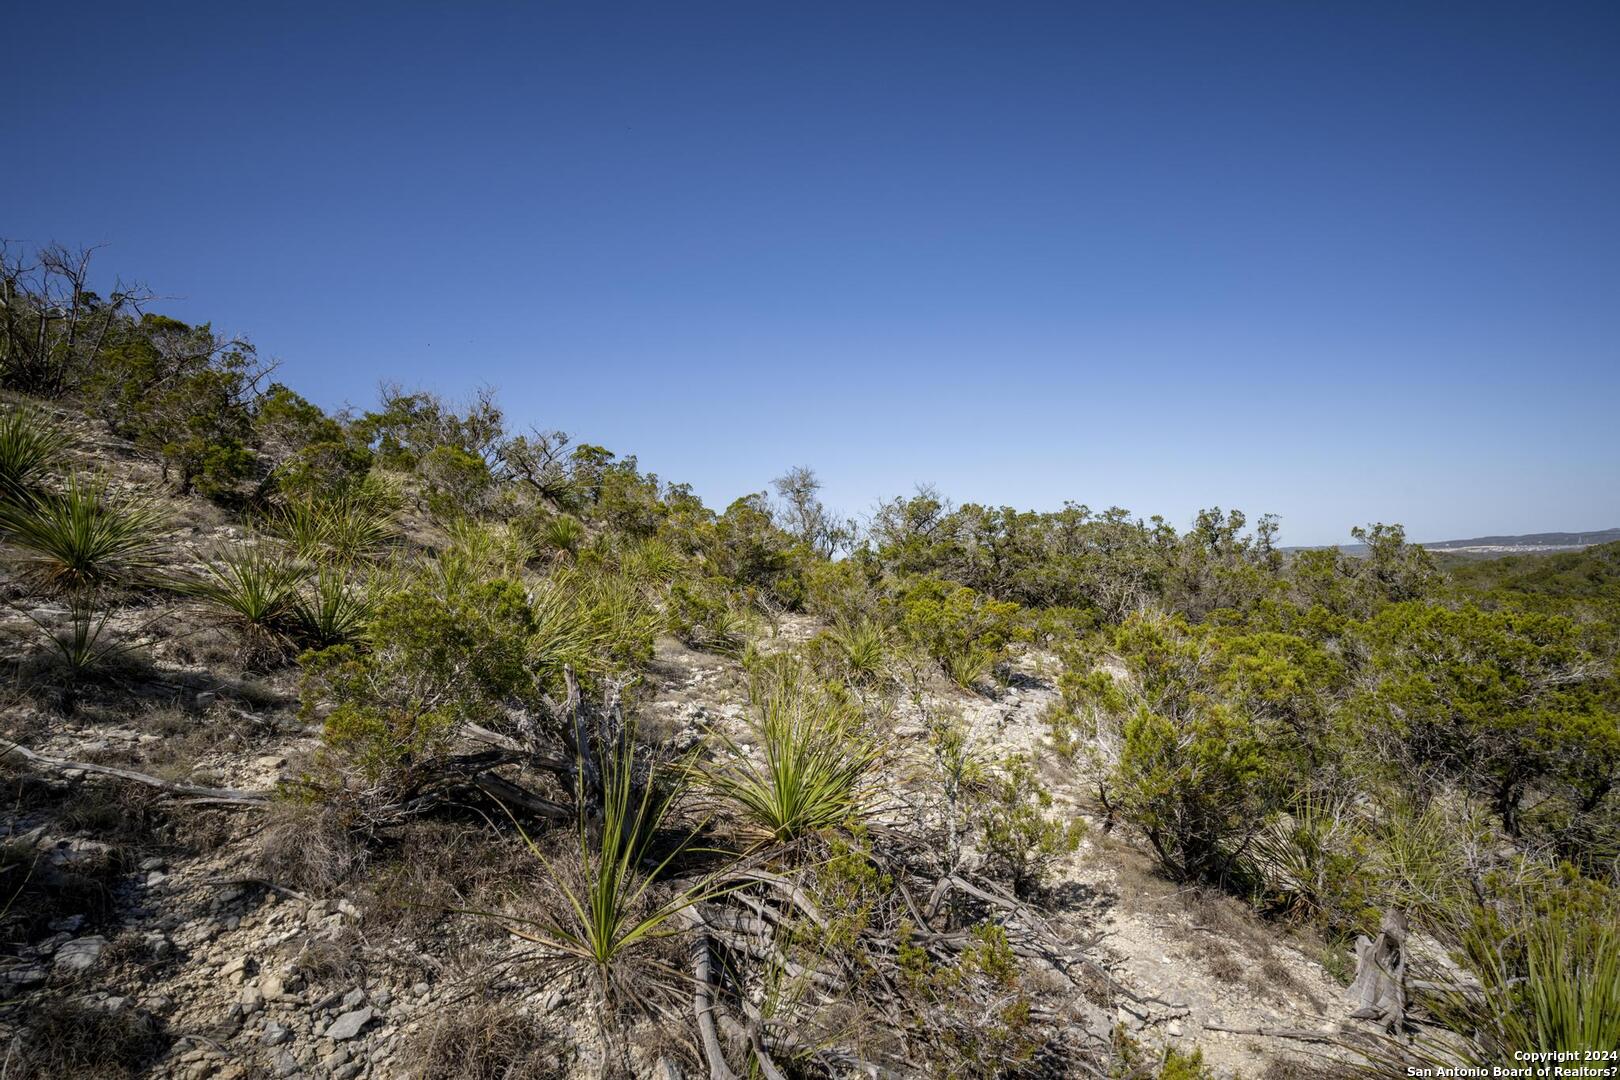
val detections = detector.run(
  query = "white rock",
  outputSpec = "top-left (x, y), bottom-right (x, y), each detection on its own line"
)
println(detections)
top-left (53, 936), bottom-right (108, 973)
top-left (325, 1006), bottom-right (374, 1041)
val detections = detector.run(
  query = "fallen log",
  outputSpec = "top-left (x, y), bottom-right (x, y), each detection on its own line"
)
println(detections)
top-left (3, 741), bottom-right (270, 804)
top-left (1202, 1022), bottom-right (1344, 1044)
top-left (689, 933), bottom-right (738, 1080)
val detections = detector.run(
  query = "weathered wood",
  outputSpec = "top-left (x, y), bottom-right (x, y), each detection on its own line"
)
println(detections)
top-left (3, 741), bottom-right (269, 803)
top-left (1204, 1022), bottom-right (1343, 1043)
top-left (689, 933), bottom-right (738, 1080)
top-left (1347, 908), bottom-right (1408, 1032)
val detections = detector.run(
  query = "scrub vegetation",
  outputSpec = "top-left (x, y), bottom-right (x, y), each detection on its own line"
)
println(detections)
top-left (2, 245), bottom-right (1617, 1077)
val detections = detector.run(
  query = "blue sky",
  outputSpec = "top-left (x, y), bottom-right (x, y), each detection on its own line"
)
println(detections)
top-left (6, 2), bottom-right (1618, 546)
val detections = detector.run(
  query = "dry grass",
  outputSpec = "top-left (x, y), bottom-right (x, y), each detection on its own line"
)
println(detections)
top-left (289, 923), bottom-right (368, 984)
top-left (410, 997), bottom-right (569, 1079)
top-left (4, 999), bottom-right (167, 1078)
top-left (1199, 942), bottom-right (1244, 984)
top-left (255, 798), bottom-right (366, 896)
top-left (361, 819), bottom-right (539, 941)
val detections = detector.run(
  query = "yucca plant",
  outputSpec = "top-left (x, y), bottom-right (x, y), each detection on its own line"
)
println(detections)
top-left (179, 544), bottom-right (309, 659)
top-left (291, 567), bottom-right (377, 648)
top-left (478, 734), bottom-right (731, 1012)
top-left (266, 487), bottom-right (396, 564)
top-left (1363, 873), bottom-right (1620, 1072)
top-left (619, 537), bottom-right (681, 586)
top-left (538, 514), bottom-right (585, 559)
top-left (0, 473), bottom-right (167, 591)
top-left (945, 644), bottom-right (994, 691)
top-left (1370, 795), bottom-right (1489, 923)
top-left (827, 619), bottom-right (889, 686)
top-left (706, 664), bottom-right (881, 845)
top-left (1244, 791), bottom-right (1373, 930)
top-left (0, 406), bottom-right (72, 502)
top-left (15, 589), bottom-right (136, 678)
top-left (436, 520), bottom-right (535, 588)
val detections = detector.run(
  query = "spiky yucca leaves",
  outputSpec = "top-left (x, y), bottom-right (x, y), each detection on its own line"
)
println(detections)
top-left (1244, 792), bottom-right (1378, 934)
top-left (1499, 909), bottom-right (1620, 1057)
top-left (0, 473), bottom-right (167, 591)
top-left (537, 513), bottom-right (585, 559)
top-left (826, 619), bottom-right (889, 686)
top-left (180, 544), bottom-right (309, 659)
top-left (945, 645), bottom-right (994, 691)
top-left (1365, 869), bottom-right (1620, 1072)
top-left (0, 406), bottom-right (71, 502)
top-left (292, 566), bottom-right (379, 648)
top-left (435, 520), bottom-right (536, 589)
top-left (487, 565), bottom-right (664, 691)
top-left (487, 735), bottom-right (729, 1013)
top-left (618, 537), bottom-right (681, 587)
top-left (266, 481), bottom-right (397, 564)
top-left (707, 662), bottom-right (881, 845)
top-left (16, 589), bottom-right (133, 678)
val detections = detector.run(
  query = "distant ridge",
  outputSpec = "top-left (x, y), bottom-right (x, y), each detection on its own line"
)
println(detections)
top-left (1419, 528), bottom-right (1620, 553)
top-left (1291, 528), bottom-right (1620, 557)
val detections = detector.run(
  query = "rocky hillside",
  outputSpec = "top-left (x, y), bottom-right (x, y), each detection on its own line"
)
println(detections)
top-left (2, 354), bottom-right (1616, 1079)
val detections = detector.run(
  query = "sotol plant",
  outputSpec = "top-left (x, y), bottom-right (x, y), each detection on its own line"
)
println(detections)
top-left (291, 566), bottom-right (378, 648)
top-left (180, 543), bottom-right (309, 658)
top-left (706, 663), bottom-right (881, 845)
top-left (826, 619), bottom-right (889, 686)
top-left (266, 481), bottom-right (397, 564)
top-left (0, 405), bottom-right (72, 501)
top-left (0, 472), bottom-right (167, 591)
top-left (479, 735), bottom-right (730, 1012)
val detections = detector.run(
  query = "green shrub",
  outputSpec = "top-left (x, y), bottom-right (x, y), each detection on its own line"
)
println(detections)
top-left (669, 578), bottom-right (751, 656)
top-left (697, 493), bottom-right (803, 605)
top-left (802, 554), bottom-right (885, 626)
top-left (254, 383), bottom-right (373, 500)
top-left (897, 577), bottom-right (1022, 689)
top-left (903, 921), bottom-right (1048, 1077)
top-left (1352, 602), bottom-right (1619, 839)
top-left (436, 520), bottom-right (536, 587)
top-left (93, 314), bottom-right (266, 499)
top-left (1110, 1030), bottom-right (1216, 1079)
top-left (976, 754), bottom-right (1085, 898)
top-left (1075, 614), bottom-right (1300, 884)
top-left (1244, 793), bottom-right (1378, 935)
top-left (305, 575), bottom-right (547, 793)
top-left (1111, 701), bottom-right (1282, 883)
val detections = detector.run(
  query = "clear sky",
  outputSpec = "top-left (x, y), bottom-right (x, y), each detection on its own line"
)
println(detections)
top-left (6, 2), bottom-right (1618, 546)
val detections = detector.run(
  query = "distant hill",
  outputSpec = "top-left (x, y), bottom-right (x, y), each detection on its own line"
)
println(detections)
top-left (1297, 528), bottom-right (1620, 558)
top-left (1447, 539), bottom-right (1620, 604)
top-left (1420, 528), bottom-right (1620, 555)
